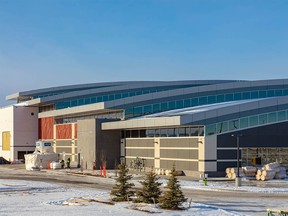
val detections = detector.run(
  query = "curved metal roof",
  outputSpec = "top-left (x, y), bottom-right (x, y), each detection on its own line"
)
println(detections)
top-left (6, 80), bottom-right (240, 101)
top-left (102, 95), bottom-right (288, 130)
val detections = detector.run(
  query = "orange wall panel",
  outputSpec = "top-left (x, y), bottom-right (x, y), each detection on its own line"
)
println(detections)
top-left (74, 123), bottom-right (78, 139)
top-left (38, 117), bottom-right (54, 139)
top-left (56, 124), bottom-right (72, 139)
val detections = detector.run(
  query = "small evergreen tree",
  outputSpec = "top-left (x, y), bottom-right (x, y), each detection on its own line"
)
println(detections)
top-left (135, 169), bottom-right (162, 203)
top-left (110, 163), bottom-right (134, 201)
top-left (159, 165), bottom-right (186, 210)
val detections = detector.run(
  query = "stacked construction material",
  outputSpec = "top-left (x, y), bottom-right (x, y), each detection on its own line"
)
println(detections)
top-left (275, 167), bottom-right (287, 179)
top-left (227, 163), bottom-right (287, 180)
top-left (226, 167), bottom-right (245, 179)
top-left (242, 166), bottom-right (257, 177)
top-left (260, 169), bottom-right (276, 181)
top-left (154, 168), bottom-right (183, 176)
top-left (256, 162), bottom-right (287, 181)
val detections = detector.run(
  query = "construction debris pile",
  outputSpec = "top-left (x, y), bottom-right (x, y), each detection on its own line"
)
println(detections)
top-left (226, 162), bottom-right (287, 181)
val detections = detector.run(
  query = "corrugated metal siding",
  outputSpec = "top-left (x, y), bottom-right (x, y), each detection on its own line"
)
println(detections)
top-left (38, 117), bottom-right (54, 139)
top-left (56, 124), bottom-right (72, 139)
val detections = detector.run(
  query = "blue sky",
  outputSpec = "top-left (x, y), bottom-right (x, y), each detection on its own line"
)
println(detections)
top-left (0, 0), bottom-right (288, 106)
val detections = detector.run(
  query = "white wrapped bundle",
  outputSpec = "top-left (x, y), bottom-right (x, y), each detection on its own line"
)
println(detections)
top-left (261, 170), bottom-right (276, 181)
top-left (243, 166), bottom-right (257, 174)
top-left (257, 169), bottom-right (262, 176)
top-left (230, 168), bottom-right (237, 174)
top-left (226, 168), bottom-right (231, 174)
top-left (275, 167), bottom-right (287, 179)
top-left (156, 169), bottom-right (161, 175)
top-left (256, 174), bottom-right (261, 180)
top-left (264, 162), bottom-right (280, 170)
top-left (165, 169), bottom-right (171, 176)
top-left (232, 172), bottom-right (244, 179)
top-left (50, 161), bottom-right (61, 169)
top-left (275, 172), bottom-right (287, 179)
top-left (227, 173), bottom-right (233, 179)
top-left (244, 172), bottom-right (256, 177)
top-left (262, 170), bottom-right (276, 177)
top-left (232, 169), bottom-right (244, 176)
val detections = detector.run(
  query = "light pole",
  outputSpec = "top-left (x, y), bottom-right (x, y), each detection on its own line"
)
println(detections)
top-left (231, 134), bottom-right (242, 187)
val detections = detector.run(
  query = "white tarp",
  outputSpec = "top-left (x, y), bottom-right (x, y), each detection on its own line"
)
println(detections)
top-left (24, 153), bottom-right (58, 170)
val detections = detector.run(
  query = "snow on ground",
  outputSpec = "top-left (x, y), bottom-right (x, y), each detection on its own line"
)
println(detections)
top-left (176, 178), bottom-right (288, 194)
top-left (65, 169), bottom-right (288, 194)
top-left (0, 179), bottom-right (242, 216)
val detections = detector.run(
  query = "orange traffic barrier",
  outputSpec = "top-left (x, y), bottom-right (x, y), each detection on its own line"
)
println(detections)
top-left (100, 165), bottom-right (103, 176)
top-left (103, 165), bottom-right (107, 177)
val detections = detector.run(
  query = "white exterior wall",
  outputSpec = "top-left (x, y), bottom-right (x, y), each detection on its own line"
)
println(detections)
top-left (0, 106), bottom-right (14, 160)
top-left (13, 106), bottom-right (38, 159)
top-left (0, 106), bottom-right (38, 161)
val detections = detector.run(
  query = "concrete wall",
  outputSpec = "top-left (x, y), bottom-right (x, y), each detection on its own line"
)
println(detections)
top-left (77, 119), bottom-right (96, 169)
top-left (77, 119), bottom-right (121, 170)
top-left (95, 119), bottom-right (121, 169)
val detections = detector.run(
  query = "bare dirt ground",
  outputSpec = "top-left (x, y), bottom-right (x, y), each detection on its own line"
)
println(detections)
top-left (1, 164), bottom-right (287, 216)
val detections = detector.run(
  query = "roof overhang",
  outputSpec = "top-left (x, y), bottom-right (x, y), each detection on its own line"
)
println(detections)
top-left (102, 116), bottom-right (181, 130)
top-left (38, 102), bottom-right (110, 118)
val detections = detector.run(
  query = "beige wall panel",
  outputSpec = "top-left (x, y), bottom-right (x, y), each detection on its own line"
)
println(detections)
top-left (56, 147), bottom-right (72, 154)
top-left (126, 138), bottom-right (154, 147)
top-left (56, 140), bottom-right (73, 146)
top-left (126, 149), bottom-right (154, 158)
top-left (160, 138), bottom-right (199, 148)
top-left (160, 149), bottom-right (198, 159)
top-left (160, 160), bottom-right (198, 171)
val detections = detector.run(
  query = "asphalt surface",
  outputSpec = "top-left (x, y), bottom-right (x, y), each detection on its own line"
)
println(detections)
top-left (1, 164), bottom-right (287, 216)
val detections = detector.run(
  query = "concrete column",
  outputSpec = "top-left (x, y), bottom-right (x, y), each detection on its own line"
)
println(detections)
top-left (154, 138), bottom-right (160, 169)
